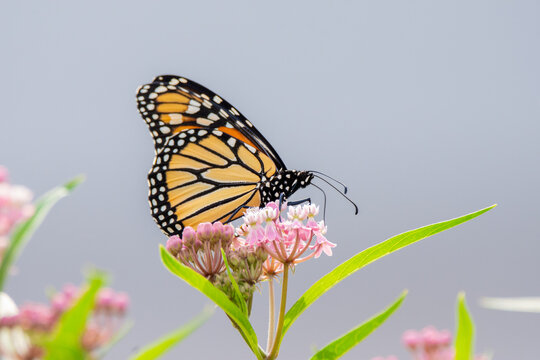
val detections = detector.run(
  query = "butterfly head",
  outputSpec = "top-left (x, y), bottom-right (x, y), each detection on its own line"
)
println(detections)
top-left (290, 170), bottom-right (314, 192)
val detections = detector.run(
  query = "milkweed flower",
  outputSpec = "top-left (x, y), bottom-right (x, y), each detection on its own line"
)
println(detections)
top-left (0, 285), bottom-right (129, 358)
top-left (0, 166), bottom-right (34, 260)
top-left (0, 292), bottom-right (30, 360)
top-left (236, 201), bottom-right (335, 273)
top-left (167, 221), bottom-right (269, 304)
top-left (374, 326), bottom-right (489, 360)
top-left (166, 222), bottom-right (236, 281)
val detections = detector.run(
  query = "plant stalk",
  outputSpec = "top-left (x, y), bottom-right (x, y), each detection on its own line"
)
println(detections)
top-left (268, 263), bottom-right (289, 360)
top-left (266, 277), bottom-right (276, 353)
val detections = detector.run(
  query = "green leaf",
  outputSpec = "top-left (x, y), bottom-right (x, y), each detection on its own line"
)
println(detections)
top-left (455, 292), bottom-right (475, 360)
top-left (0, 175), bottom-right (85, 291)
top-left (480, 297), bottom-right (540, 313)
top-left (159, 246), bottom-right (263, 360)
top-left (130, 305), bottom-right (214, 360)
top-left (311, 290), bottom-right (407, 360)
top-left (282, 204), bottom-right (496, 338)
top-left (221, 248), bottom-right (248, 316)
top-left (43, 270), bottom-right (106, 360)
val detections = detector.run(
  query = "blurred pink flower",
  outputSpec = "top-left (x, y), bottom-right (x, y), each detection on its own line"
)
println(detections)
top-left (376, 326), bottom-right (489, 360)
top-left (0, 285), bottom-right (129, 357)
top-left (0, 167), bottom-right (35, 258)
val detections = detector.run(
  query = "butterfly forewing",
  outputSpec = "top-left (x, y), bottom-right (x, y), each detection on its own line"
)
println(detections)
top-left (137, 75), bottom-right (286, 169)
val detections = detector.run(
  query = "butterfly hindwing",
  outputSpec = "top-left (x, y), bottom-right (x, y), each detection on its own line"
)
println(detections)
top-left (148, 127), bottom-right (278, 235)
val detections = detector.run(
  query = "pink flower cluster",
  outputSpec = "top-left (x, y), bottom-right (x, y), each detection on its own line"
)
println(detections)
top-left (50, 284), bottom-right (129, 315)
top-left (0, 166), bottom-right (34, 255)
top-left (402, 326), bottom-right (453, 359)
top-left (0, 284), bottom-right (129, 356)
top-left (236, 201), bottom-right (335, 270)
top-left (166, 222), bottom-right (235, 279)
top-left (372, 326), bottom-right (489, 360)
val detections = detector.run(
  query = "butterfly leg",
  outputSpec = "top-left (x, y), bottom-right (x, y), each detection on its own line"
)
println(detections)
top-left (287, 198), bottom-right (311, 206)
top-left (278, 193), bottom-right (286, 209)
top-left (225, 205), bottom-right (251, 224)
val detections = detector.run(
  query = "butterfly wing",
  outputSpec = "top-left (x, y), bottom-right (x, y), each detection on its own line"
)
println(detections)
top-left (147, 128), bottom-right (278, 235)
top-left (137, 75), bottom-right (286, 169)
top-left (137, 75), bottom-right (284, 235)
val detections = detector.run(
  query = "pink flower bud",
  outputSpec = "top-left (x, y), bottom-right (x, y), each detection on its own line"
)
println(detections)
top-left (97, 288), bottom-right (114, 310)
top-left (113, 292), bottom-right (129, 313)
top-left (438, 329), bottom-right (452, 346)
top-left (166, 235), bottom-right (183, 256)
top-left (51, 293), bottom-right (71, 313)
top-left (402, 329), bottom-right (422, 349)
top-left (421, 326), bottom-right (440, 348)
top-left (62, 284), bottom-right (79, 300)
top-left (196, 222), bottom-right (213, 242)
top-left (222, 224), bottom-right (235, 242)
top-left (211, 222), bottom-right (224, 244)
top-left (182, 227), bottom-right (196, 245)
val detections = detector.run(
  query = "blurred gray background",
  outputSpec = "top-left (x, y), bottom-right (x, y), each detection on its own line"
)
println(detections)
top-left (2, 1), bottom-right (539, 359)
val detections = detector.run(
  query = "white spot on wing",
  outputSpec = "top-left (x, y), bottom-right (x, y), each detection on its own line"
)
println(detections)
top-left (168, 114), bottom-right (183, 124)
top-left (208, 113), bottom-right (220, 121)
top-left (155, 86), bottom-right (167, 93)
top-left (197, 117), bottom-right (213, 126)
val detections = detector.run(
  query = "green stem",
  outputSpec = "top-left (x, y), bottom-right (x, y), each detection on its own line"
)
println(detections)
top-left (268, 263), bottom-right (289, 360)
top-left (266, 277), bottom-right (276, 353)
top-left (248, 293), bottom-right (254, 317)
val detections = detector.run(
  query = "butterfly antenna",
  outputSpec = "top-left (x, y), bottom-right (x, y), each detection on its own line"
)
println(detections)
top-left (313, 175), bottom-right (359, 215)
top-left (308, 170), bottom-right (348, 194)
top-left (311, 183), bottom-right (327, 222)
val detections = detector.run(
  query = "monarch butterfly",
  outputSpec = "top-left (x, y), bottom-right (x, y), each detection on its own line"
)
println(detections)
top-left (137, 75), bottom-right (356, 236)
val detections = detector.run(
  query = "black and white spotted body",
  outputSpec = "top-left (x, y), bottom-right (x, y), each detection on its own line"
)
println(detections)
top-left (260, 170), bottom-right (314, 204)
